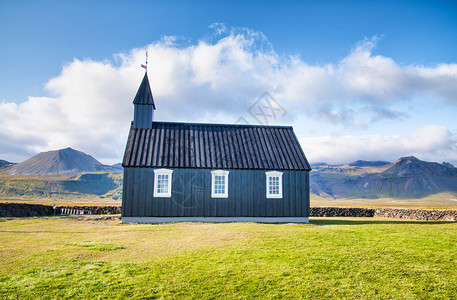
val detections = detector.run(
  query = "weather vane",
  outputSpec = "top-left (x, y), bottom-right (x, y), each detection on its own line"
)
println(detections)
top-left (141, 51), bottom-right (148, 73)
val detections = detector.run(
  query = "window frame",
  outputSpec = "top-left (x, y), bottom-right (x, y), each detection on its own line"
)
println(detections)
top-left (211, 170), bottom-right (229, 198)
top-left (153, 169), bottom-right (173, 198)
top-left (266, 171), bottom-right (283, 198)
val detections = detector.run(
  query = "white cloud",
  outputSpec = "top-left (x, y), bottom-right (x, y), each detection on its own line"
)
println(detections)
top-left (0, 27), bottom-right (456, 164)
top-left (300, 125), bottom-right (457, 165)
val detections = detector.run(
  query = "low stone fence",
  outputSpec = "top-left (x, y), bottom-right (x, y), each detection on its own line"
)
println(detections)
top-left (310, 207), bottom-right (375, 217)
top-left (374, 208), bottom-right (457, 221)
top-left (0, 203), bottom-right (121, 217)
top-left (310, 207), bottom-right (457, 221)
top-left (0, 203), bottom-right (53, 217)
top-left (1, 203), bottom-right (456, 221)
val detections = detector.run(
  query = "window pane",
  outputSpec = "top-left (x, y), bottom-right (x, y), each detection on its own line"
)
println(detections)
top-left (157, 174), bottom-right (169, 194)
top-left (269, 176), bottom-right (280, 195)
top-left (214, 175), bottom-right (225, 194)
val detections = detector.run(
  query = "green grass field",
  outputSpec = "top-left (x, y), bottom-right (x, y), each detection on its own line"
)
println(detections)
top-left (1, 216), bottom-right (456, 299)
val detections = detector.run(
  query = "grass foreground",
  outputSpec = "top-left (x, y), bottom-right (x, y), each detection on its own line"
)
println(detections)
top-left (0, 216), bottom-right (456, 299)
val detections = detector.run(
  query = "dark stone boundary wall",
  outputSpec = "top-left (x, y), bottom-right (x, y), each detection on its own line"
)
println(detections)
top-left (310, 207), bottom-right (457, 221)
top-left (310, 207), bottom-right (375, 217)
top-left (0, 203), bottom-right (53, 217)
top-left (0, 203), bottom-right (456, 221)
top-left (374, 208), bottom-right (457, 221)
top-left (0, 203), bottom-right (120, 217)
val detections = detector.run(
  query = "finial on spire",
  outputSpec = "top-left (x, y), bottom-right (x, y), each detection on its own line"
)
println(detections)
top-left (141, 50), bottom-right (148, 73)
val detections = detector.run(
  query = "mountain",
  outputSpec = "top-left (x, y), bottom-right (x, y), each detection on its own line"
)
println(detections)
top-left (349, 160), bottom-right (390, 167)
top-left (0, 160), bottom-right (16, 170)
top-left (311, 156), bottom-right (457, 199)
top-left (6, 147), bottom-right (103, 176)
top-left (360, 156), bottom-right (457, 198)
top-left (95, 163), bottom-right (123, 174)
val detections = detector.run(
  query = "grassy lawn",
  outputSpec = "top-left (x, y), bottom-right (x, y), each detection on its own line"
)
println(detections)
top-left (0, 216), bottom-right (456, 299)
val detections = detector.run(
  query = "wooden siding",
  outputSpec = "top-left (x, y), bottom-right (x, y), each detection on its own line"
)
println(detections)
top-left (122, 168), bottom-right (310, 218)
top-left (123, 122), bottom-right (311, 171)
top-left (133, 105), bottom-right (153, 129)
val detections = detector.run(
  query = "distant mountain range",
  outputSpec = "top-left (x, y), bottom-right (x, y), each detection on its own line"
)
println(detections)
top-left (0, 148), bottom-right (123, 201)
top-left (4, 147), bottom-right (122, 176)
top-left (0, 160), bottom-right (15, 170)
top-left (311, 156), bottom-right (457, 199)
top-left (1, 148), bottom-right (457, 200)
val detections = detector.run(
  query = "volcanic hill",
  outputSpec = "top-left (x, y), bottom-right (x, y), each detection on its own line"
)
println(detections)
top-left (6, 147), bottom-right (103, 176)
top-left (311, 156), bottom-right (457, 199)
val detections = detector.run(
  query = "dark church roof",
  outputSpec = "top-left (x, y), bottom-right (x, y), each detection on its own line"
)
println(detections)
top-left (133, 73), bottom-right (156, 108)
top-left (122, 122), bottom-right (311, 171)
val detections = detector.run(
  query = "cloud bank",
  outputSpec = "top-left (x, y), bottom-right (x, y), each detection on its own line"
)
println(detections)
top-left (301, 125), bottom-right (457, 165)
top-left (1, 26), bottom-right (456, 164)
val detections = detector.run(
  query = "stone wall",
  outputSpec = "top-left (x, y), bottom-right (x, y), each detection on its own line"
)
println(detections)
top-left (0, 203), bottom-right (53, 217)
top-left (310, 207), bottom-right (457, 221)
top-left (1, 203), bottom-right (456, 221)
top-left (310, 207), bottom-right (375, 217)
top-left (374, 208), bottom-right (457, 221)
top-left (0, 203), bottom-right (120, 217)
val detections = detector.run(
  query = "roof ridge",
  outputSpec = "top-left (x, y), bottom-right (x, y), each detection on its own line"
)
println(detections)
top-left (151, 121), bottom-right (293, 129)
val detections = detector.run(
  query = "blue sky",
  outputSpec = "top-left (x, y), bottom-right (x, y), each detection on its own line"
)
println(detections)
top-left (1, 0), bottom-right (456, 165)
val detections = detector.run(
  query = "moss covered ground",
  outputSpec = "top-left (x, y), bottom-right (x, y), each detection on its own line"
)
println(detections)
top-left (1, 216), bottom-right (456, 299)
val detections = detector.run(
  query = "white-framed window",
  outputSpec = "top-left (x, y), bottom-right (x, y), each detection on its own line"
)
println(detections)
top-left (153, 169), bottom-right (173, 197)
top-left (266, 171), bottom-right (283, 198)
top-left (211, 170), bottom-right (229, 198)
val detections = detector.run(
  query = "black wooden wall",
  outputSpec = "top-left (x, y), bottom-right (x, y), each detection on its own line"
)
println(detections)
top-left (122, 168), bottom-right (310, 218)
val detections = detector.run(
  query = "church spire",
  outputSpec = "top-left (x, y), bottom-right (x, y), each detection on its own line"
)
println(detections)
top-left (133, 54), bottom-right (155, 129)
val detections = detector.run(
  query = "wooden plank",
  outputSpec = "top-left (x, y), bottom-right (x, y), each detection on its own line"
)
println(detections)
top-left (237, 128), bottom-right (250, 169)
top-left (177, 126), bottom-right (183, 168)
top-left (121, 169), bottom-right (131, 216)
top-left (283, 171), bottom-right (290, 217)
top-left (203, 170), bottom-right (211, 217)
top-left (277, 172), bottom-right (284, 217)
top-left (258, 127), bottom-right (274, 170)
top-left (267, 128), bottom-right (285, 170)
top-left (294, 171), bottom-right (301, 217)
top-left (140, 130), bottom-right (149, 166)
top-left (197, 126), bottom-right (203, 168)
top-left (151, 127), bottom-right (160, 167)
top-left (226, 170), bottom-right (233, 216)
top-left (304, 172), bottom-right (310, 217)
top-left (218, 128), bottom-right (228, 169)
top-left (286, 171), bottom-right (292, 217)
top-left (184, 126), bottom-right (190, 167)
top-left (129, 130), bottom-right (140, 166)
top-left (136, 130), bottom-right (145, 166)
top-left (203, 126), bottom-right (211, 168)
top-left (208, 127), bottom-right (216, 168)
top-left (230, 128), bottom-right (241, 169)
top-left (145, 129), bottom-right (153, 166)
top-left (189, 126), bottom-right (196, 168)
top-left (235, 170), bottom-right (242, 216)
top-left (277, 129), bottom-right (295, 170)
top-left (161, 127), bottom-right (169, 167)
top-left (137, 168), bottom-right (145, 217)
top-left (122, 125), bottom-right (134, 166)
top-left (246, 128), bottom-right (260, 169)
top-left (144, 169), bottom-right (153, 216)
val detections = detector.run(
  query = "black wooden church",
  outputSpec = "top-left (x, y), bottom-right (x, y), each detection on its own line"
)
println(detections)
top-left (121, 72), bottom-right (311, 223)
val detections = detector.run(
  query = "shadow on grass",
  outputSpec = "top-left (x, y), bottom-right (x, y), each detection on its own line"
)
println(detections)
top-left (309, 218), bottom-right (456, 226)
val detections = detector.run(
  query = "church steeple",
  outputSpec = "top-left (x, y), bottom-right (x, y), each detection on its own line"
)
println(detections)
top-left (133, 72), bottom-right (155, 129)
